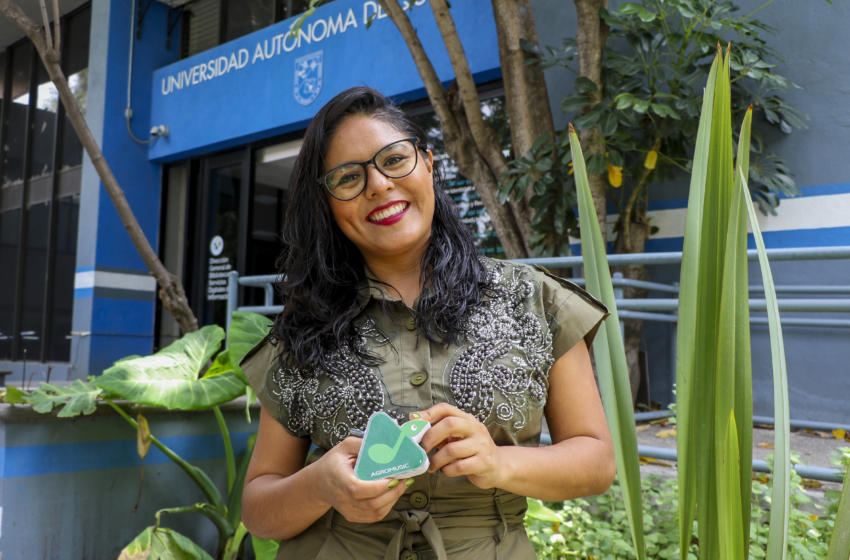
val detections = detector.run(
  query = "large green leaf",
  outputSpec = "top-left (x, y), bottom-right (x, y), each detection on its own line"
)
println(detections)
top-left (3, 385), bottom-right (29, 404)
top-left (569, 125), bottom-right (646, 560)
top-left (740, 166), bottom-right (791, 560)
top-left (252, 535), bottom-right (280, 560)
top-left (26, 380), bottom-right (102, 417)
top-left (94, 326), bottom-right (245, 410)
top-left (118, 526), bottom-right (214, 560)
top-left (227, 311), bottom-right (273, 384)
top-left (526, 498), bottom-right (561, 522)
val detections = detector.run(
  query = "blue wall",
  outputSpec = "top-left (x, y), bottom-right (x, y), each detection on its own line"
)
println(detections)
top-left (0, 403), bottom-right (256, 559)
top-left (148, 0), bottom-right (501, 162)
top-left (71, 0), bottom-right (180, 378)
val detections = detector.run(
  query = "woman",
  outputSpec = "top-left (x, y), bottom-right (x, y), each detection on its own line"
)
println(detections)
top-left (241, 87), bottom-right (616, 560)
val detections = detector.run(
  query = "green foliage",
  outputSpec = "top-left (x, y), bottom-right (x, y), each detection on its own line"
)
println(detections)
top-left (508, 0), bottom-right (808, 256)
top-left (118, 525), bottom-right (214, 560)
top-left (25, 380), bottom-right (102, 417)
top-left (525, 474), bottom-right (841, 560)
top-left (827, 447), bottom-right (850, 559)
top-left (20, 313), bottom-right (274, 559)
top-left (93, 326), bottom-right (245, 410)
top-left (2, 385), bottom-right (30, 404)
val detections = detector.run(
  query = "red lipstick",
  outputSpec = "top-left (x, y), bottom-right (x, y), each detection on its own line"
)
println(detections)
top-left (366, 200), bottom-right (410, 226)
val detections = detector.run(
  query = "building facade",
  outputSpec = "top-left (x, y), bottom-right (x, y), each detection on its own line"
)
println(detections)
top-left (1, 0), bottom-right (848, 422)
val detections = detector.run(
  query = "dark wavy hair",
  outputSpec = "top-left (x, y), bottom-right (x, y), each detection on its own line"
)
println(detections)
top-left (271, 86), bottom-right (490, 371)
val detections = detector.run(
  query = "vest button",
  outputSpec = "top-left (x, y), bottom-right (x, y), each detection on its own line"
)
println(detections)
top-left (406, 317), bottom-right (416, 330)
top-left (400, 552), bottom-right (420, 560)
top-left (409, 491), bottom-right (429, 509)
top-left (411, 371), bottom-right (428, 387)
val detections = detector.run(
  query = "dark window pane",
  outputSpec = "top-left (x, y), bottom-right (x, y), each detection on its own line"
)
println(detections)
top-left (411, 101), bottom-right (509, 259)
top-left (0, 54), bottom-right (6, 153)
top-left (60, 6), bottom-right (91, 170)
top-left (203, 163), bottom-right (241, 327)
top-left (225, 0), bottom-right (276, 42)
top-left (279, 0), bottom-right (313, 21)
top-left (3, 43), bottom-right (31, 188)
top-left (47, 193), bottom-right (79, 361)
top-left (19, 199), bottom-right (50, 358)
top-left (30, 59), bottom-right (59, 179)
top-left (0, 208), bottom-right (20, 359)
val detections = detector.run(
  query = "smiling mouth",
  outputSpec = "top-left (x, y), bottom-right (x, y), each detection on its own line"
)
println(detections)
top-left (368, 202), bottom-right (409, 222)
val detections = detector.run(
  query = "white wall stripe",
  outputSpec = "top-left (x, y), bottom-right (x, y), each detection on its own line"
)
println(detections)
top-left (570, 191), bottom-right (850, 244)
top-left (73, 271), bottom-right (157, 292)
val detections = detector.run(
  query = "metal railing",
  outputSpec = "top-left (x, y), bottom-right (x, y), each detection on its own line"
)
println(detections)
top-left (226, 245), bottom-right (850, 333)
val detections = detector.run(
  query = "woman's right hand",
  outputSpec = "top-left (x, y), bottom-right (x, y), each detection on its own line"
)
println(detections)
top-left (315, 436), bottom-right (409, 523)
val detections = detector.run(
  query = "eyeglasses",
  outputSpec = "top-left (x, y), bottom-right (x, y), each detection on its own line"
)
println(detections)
top-left (320, 137), bottom-right (420, 201)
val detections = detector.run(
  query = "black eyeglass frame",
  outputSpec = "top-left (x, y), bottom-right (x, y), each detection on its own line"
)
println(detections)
top-left (319, 137), bottom-right (422, 201)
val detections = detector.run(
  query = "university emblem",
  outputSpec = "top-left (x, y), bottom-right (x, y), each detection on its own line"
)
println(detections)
top-left (294, 51), bottom-right (323, 106)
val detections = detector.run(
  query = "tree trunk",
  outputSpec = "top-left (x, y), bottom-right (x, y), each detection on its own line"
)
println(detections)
top-left (614, 221), bottom-right (651, 403)
top-left (378, 0), bottom-right (567, 259)
top-left (0, 0), bottom-right (199, 335)
top-left (572, 0), bottom-right (609, 240)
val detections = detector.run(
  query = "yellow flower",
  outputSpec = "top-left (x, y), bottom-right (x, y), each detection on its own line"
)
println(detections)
top-left (644, 149), bottom-right (658, 170)
top-left (607, 161), bottom-right (623, 187)
top-left (567, 162), bottom-right (574, 175)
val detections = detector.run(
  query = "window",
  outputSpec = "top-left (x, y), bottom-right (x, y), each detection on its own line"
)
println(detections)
top-left (407, 89), bottom-right (511, 259)
top-left (0, 4), bottom-right (90, 362)
top-left (181, 0), bottom-right (314, 59)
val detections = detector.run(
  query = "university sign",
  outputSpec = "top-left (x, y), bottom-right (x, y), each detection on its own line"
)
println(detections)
top-left (149, 0), bottom-right (500, 162)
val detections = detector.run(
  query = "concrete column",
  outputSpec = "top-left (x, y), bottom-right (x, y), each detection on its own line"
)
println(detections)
top-left (70, 0), bottom-right (178, 379)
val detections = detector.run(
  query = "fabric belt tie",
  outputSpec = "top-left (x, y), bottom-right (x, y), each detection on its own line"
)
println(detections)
top-left (384, 509), bottom-right (447, 560)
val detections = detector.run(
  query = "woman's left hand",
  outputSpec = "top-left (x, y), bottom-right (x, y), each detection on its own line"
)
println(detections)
top-left (411, 403), bottom-right (504, 489)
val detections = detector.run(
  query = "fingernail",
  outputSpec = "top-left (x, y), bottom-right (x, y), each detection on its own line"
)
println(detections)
top-left (387, 480), bottom-right (400, 489)
top-left (412, 412), bottom-right (421, 419)
top-left (404, 478), bottom-right (415, 489)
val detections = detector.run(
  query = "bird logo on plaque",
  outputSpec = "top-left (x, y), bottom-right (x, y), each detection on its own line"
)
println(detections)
top-left (294, 51), bottom-right (323, 106)
top-left (354, 412), bottom-right (431, 481)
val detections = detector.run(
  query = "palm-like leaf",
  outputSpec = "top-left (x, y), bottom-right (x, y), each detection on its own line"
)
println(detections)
top-left (95, 326), bottom-right (245, 410)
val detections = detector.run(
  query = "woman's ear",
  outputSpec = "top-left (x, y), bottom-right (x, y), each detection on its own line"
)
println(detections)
top-left (424, 150), bottom-right (434, 174)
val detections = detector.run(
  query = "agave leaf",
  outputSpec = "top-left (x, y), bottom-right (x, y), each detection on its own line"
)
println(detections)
top-left (675, 48), bottom-right (721, 554)
top-left (95, 326), bottom-right (245, 410)
top-left (740, 165), bottom-right (791, 560)
top-left (227, 311), bottom-right (274, 384)
top-left (26, 380), bottom-right (102, 417)
top-left (569, 125), bottom-right (646, 560)
top-left (827, 461), bottom-right (850, 559)
top-left (719, 411), bottom-right (745, 560)
top-left (714, 107), bottom-right (754, 557)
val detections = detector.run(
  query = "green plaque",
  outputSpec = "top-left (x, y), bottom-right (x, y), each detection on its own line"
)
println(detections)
top-left (354, 412), bottom-right (430, 481)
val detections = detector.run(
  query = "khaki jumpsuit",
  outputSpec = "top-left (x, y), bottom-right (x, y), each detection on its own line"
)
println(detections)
top-left (242, 258), bottom-right (609, 560)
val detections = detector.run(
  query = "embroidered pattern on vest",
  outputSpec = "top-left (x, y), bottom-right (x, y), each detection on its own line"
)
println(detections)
top-left (446, 260), bottom-right (554, 433)
top-left (266, 316), bottom-right (391, 445)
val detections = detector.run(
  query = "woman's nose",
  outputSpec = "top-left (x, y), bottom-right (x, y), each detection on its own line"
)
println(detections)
top-left (364, 165), bottom-right (394, 197)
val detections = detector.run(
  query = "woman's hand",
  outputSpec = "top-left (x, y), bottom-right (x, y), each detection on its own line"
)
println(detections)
top-left (414, 404), bottom-right (504, 489)
top-left (314, 436), bottom-right (409, 523)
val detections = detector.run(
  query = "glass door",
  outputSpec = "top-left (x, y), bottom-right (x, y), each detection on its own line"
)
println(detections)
top-left (195, 150), bottom-right (249, 327)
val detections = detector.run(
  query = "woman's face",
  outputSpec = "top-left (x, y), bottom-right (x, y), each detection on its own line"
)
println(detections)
top-left (323, 115), bottom-right (435, 262)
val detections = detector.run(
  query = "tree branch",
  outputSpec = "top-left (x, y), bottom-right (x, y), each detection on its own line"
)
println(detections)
top-left (38, 0), bottom-right (52, 51)
top-left (428, 0), bottom-right (508, 179)
top-left (377, 0), bottom-right (530, 258)
top-left (0, 0), bottom-right (199, 334)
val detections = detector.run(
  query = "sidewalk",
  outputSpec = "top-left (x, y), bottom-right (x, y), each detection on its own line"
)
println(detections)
top-left (636, 419), bottom-right (848, 505)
